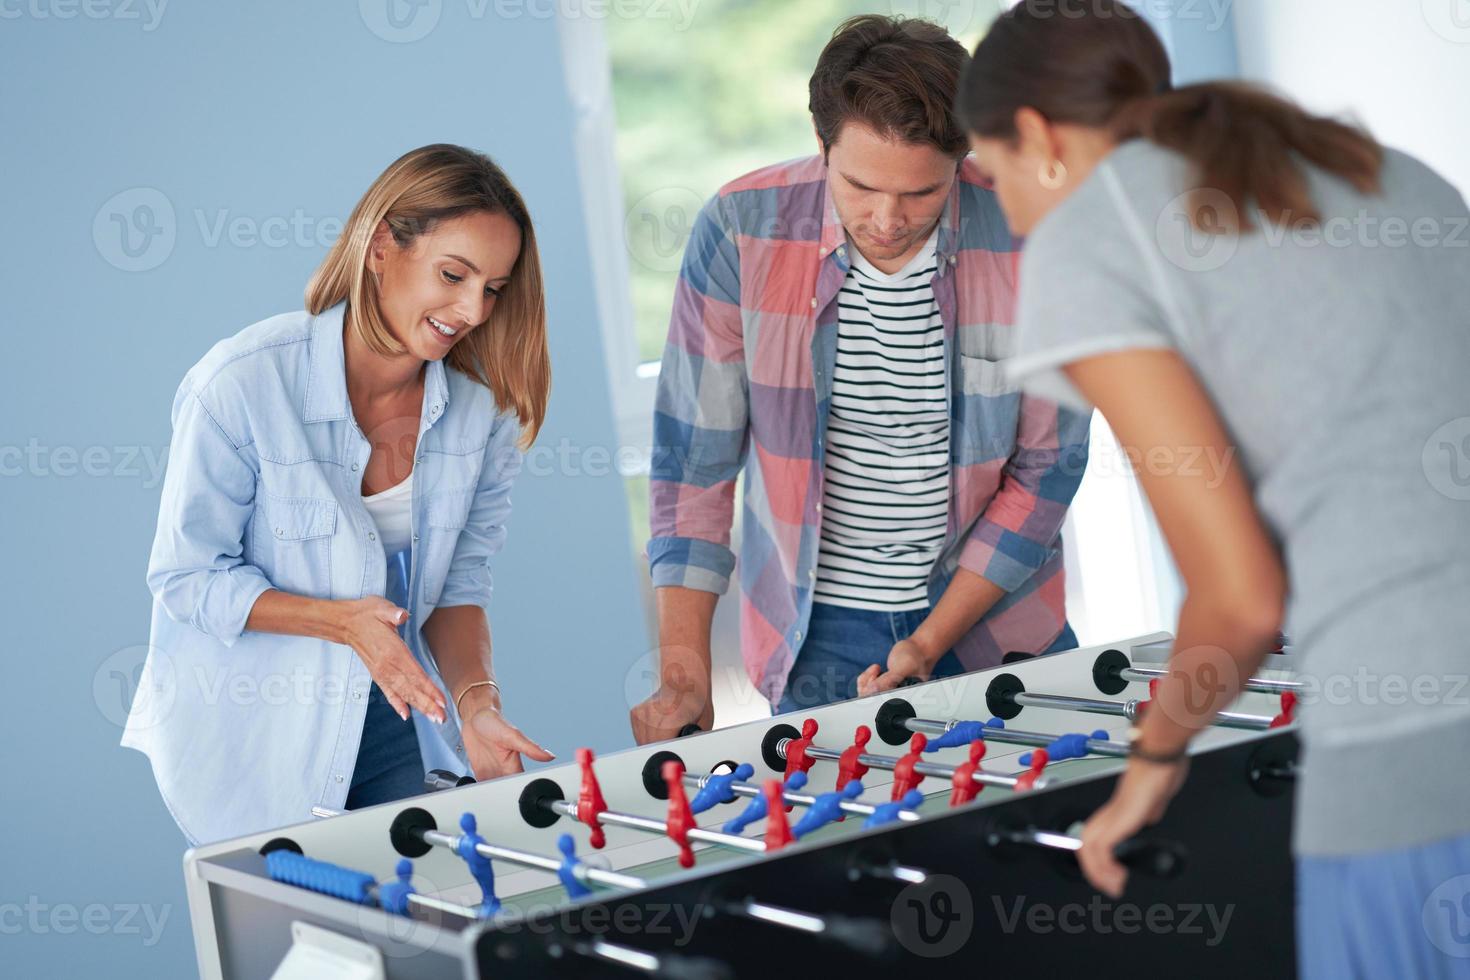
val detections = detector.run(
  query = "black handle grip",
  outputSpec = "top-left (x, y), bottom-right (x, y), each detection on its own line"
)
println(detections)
top-left (423, 768), bottom-right (476, 792)
top-left (1112, 837), bottom-right (1187, 879)
top-left (821, 913), bottom-right (899, 958)
top-left (656, 952), bottom-right (735, 980)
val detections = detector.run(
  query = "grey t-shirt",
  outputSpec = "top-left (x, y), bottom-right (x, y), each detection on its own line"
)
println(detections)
top-left (1008, 139), bottom-right (1470, 857)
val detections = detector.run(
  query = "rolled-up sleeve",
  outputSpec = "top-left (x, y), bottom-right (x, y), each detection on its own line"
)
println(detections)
top-left (959, 394), bottom-right (1092, 592)
top-left (646, 193), bottom-right (748, 595)
top-left (436, 413), bottom-right (522, 609)
top-left (146, 386), bottom-right (274, 646)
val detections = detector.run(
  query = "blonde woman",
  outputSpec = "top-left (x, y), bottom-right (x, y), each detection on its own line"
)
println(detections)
top-left (124, 144), bottom-right (554, 845)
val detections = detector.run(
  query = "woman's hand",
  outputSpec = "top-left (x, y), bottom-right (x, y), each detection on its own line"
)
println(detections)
top-left (1077, 758), bottom-right (1191, 897)
top-left (856, 638), bottom-right (933, 698)
top-left (458, 686), bottom-right (555, 779)
top-left (332, 596), bottom-right (447, 723)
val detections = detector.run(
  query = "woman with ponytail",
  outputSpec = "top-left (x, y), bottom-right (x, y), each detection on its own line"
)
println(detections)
top-left (959, 3), bottom-right (1470, 975)
top-left (126, 145), bottom-right (555, 844)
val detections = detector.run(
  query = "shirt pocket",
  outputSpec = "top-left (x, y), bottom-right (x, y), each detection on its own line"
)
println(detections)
top-left (254, 492), bottom-right (337, 598)
top-left (956, 354), bottom-right (1023, 461)
top-left (419, 486), bottom-right (474, 607)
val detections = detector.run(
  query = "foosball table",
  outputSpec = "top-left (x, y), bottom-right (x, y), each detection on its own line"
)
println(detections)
top-left (182, 631), bottom-right (1302, 979)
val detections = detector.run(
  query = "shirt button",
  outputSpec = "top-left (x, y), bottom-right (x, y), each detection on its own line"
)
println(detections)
top-left (353, 691), bottom-right (362, 701)
top-left (368, 532), bottom-right (377, 541)
top-left (335, 774), bottom-right (344, 783)
top-left (808, 570), bottom-right (816, 580)
top-left (794, 631), bottom-right (803, 642)
top-left (412, 533), bottom-right (419, 542)
top-left (351, 462), bottom-right (359, 471)
top-left (810, 297), bottom-right (818, 309)
top-left (949, 255), bottom-right (957, 266)
top-left (274, 527), bottom-right (283, 537)
top-left (837, 245), bottom-right (846, 257)
top-left (815, 502), bottom-right (822, 512)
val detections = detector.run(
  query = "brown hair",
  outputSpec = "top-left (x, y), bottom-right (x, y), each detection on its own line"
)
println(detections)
top-left (956, 0), bottom-right (1383, 230)
top-left (305, 143), bottom-right (549, 448)
top-left (809, 14), bottom-right (970, 158)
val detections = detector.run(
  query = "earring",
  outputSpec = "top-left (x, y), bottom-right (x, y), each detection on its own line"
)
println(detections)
top-left (1039, 160), bottom-right (1068, 190)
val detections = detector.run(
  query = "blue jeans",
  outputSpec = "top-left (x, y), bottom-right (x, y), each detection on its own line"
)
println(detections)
top-left (346, 547), bottom-right (425, 809)
top-left (1297, 830), bottom-right (1470, 978)
top-left (345, 681), bottom-right (425, 809)
top-left (775, 602), bottom-right (1078, 714)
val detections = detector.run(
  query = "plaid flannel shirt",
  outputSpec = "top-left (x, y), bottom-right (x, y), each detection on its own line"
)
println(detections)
top-left (648, 155), bottom-right (1091, 706)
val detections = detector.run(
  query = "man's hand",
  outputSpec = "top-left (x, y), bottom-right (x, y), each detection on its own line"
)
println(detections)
top-left (630, 685), bottom-right (713, 745)
top-left (1077, 758), bottom-right (1190, 897)
top-left (856, 638), bottom-right (935, 698)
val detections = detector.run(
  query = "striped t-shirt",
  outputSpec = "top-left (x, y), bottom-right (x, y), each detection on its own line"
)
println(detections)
top-left (813, 228), bottom-right (949, 611)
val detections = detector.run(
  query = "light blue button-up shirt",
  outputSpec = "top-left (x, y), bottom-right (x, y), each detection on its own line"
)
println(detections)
top-left (123, 300), bottom-right (523, 845)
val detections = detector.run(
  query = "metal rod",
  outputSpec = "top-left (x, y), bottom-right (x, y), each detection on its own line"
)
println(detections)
top-left (1121, 665), bottom-right (1301, 695)
top-left (1011, 690), bottom-right (1273, 730)
top-left (682, 772), bottom-right (917, 822)
top-left (781, 740), bottom-right (1047, 791)
top-left (418, 829), bottom-right (646, 891)
top-left (546, 800), bottom-right (768, 853)
top-left (902, 718), bottom-right (1133, 758)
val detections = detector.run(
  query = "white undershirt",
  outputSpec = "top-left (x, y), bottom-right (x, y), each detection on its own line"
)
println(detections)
top-left (362, 472), bottom-right (414, 559)
top-left (813, 227), bottom-right (949, 611)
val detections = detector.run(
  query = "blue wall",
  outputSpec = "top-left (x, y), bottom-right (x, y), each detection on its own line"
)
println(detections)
top-left (0, 4), bottom-right (647, 976)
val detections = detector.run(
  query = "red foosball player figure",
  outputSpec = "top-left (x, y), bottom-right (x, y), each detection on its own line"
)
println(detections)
top-left (662, 760), bottom-right (696, 868)
top-left (949, 740), bottom-right (988, 807)
top-left (891, 732), bottom-right (928, 801)
top-left (1270, 691), bottom-right (1298, 728)
top-left (1015, 748), bottom-right (1049, 792)
top-left (576, 747), bottom-right (609, 849)
top-left (762, 780), bottom-right (793, 852)
top-left (837, 725), bottom-right (871, 792)
top-left (782, 718), bottom-right (820, 811)
top-left (784, 718), bottom-right (819, 781)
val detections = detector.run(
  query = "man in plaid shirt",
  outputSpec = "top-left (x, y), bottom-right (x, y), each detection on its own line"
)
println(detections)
top-left (632, 15), bottom-right (1091, 742)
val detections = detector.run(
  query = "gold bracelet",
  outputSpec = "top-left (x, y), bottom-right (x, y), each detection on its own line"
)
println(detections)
top-left (454, 679), bottom-right (500, 716)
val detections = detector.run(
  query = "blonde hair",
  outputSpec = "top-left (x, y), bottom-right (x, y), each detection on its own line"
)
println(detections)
top-left (306, 144), bottom-right (550, 448)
